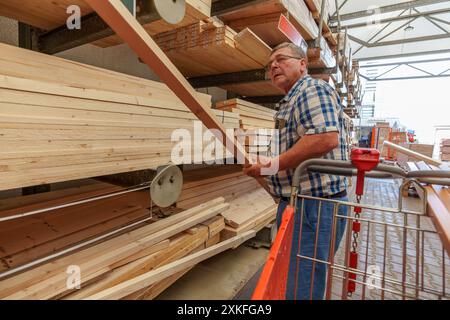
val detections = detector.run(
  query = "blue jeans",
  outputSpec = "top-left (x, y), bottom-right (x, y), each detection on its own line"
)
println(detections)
top-left (277, 195), bottom-right (348, 300)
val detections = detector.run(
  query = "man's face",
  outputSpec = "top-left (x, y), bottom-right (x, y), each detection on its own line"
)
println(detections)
top-left (267, 47), bottom-right (307, 93)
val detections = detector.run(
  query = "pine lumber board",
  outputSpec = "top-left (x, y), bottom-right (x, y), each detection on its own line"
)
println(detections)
top-left (220, 109), bottom-right (275, 123)
top-left (160, 40), bottom-right (264, 77)
top-left (0, 44), bottom-right (212, 107)
top-left (0, 181), bottom-right (119, 213)
top-left (384, 141), bottom-right (442, 167)
top-left (425, 185), bottom-right (450, 257)
top-left (2, 202), bottom-right (230, 300)
top-left (0, 191), bottom-right (149, 254)
top-left (152, 20), bottom-right (269, 77)
top-left (181, 165), bottom-right (242, 187)
top-left (220, 80), bottom-right (284, 97)
top-left (84, 230), bottom-right (255, 299)
top-left (234, 28), bottom-right (271, 66)
top-left (216, 99), bottom-right (276, 115)
top-left (0, 124), bottom-right (189, 141)
top-left (67, 226), bottom-right (211, 299)
top-left (93, 0), bottom-right (212, 47)
top-left (0, 76), bottom-right (209, 114)
top-left (0, 208), bottom-right (152, 273)
top-left (0, 0), bottom-right (93, 30)
top-left (221, 188), bottom-right (276, 228)
top-left (125, 233), bottom-right (221, 300)
top-left (63, 226), bottom-right (211, 299)
top-left (216, 99), bottom-right (276, 116)
top-left (176, 179), bottom-right (260, 209)
top-left (134, 233), bottom-right (221, 300)
top-left (0, 0), bottom-right (211, 42)
top-left (220, 204), bottom-right (277, 240)
top-left (178, 175), bottom-right (256, 201)
top-left (0, 158), bottom-right (172, 191)
top-left (123, 220), bottom-right (222, 300)
top-left (200, 216), bottom-right (226, 238)
top-left (0, 198), bottom-right (226, 298)
top-left (120, 227), bottom-right (214, 299)
top-left (227, 13), bottom-right (291, 47)
top-left (218, 0), bottom-right (317, 41)
top-left (0, 75), bottom-right (237, 189)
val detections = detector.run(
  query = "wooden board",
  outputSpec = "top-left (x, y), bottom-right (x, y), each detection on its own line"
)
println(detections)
top-left (0, 42), bottom-right (212, 106)
top-left (93, 0), bottom-right (212, 47)
top-left (218, 0), bottom-right (318, 42)
top-left (63, 217), bottom-right (223, 299)
top-left (0, 73), bottom-right (240, 190)
top-left (0, 0), bottom-right (211, 48)
top-left (84, 0), bottom-right (271, 194)
top-left (221, 204), bottom-right (277, 240)
top-left (221, 188), bottom-right (276, 228)
top-left (0, 198), bottom-right (230, 299)
top-left (153, 20), bottom-right (268, 77)
top-left (234, 28), bottom-right (272, 66)
top-left (0, 0), bottom-right (93, 30)
top-left (425, 185), bottom-right (450, 257)
top-left (221, 80), bottom-right (284, 97)
top-left (0, 185), bottom-right (151, 272)
top-left (176, 165), bottom-right (261, 209)
top-left (0, 198), bottom-right (225, 296)
top-left (84, 231), bottom-right (255, 299)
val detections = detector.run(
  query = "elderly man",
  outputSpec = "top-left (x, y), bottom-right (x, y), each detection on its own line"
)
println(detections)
top-left (244, 42), bottom-right (349, 300)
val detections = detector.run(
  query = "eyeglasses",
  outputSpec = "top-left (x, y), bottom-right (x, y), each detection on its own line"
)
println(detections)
top-left (265, 54), bottom-right (303, 72)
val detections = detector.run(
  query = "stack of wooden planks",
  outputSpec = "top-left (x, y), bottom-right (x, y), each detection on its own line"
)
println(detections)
top-left (441, 139), bottom-right (450, 161)
top-left (215, 99), bottom-right (276, 156)
top-left (176, 165), bottom-right (260, 210)
top-left (409, 144), bottom-right (435, 159)
top-left (94, 0), bottom-right (212, 48)
top-left (154, 20), bottom-right (271, 77)
top-left (220, 188), bottom-right (277, 240)
top-left (308, 37), bottom-right (335, 69)
top-left (0, 181), bottom-right (152, 272)
top-left (175, 164), bottom-right (277, 241)
top-left (304, 0), bottom-right (337, 47)
top-left (0, 197), bottom-right (254, 300)
top-left (217, 0), bottom-right (319, 45)
top-left (153, 19), bottom-right (284, 97)
top-left (215, 99), bottom-right (275, 130)
top-left (0, 43), bottom-right (241, 191)
top-left (0, 0), bottom-right (212, 47)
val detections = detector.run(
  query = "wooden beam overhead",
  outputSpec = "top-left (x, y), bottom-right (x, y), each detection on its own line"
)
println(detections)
top-left (189, 69), bottom-right (268, 88)
top-left (211, 0), bottom-right (267, 16)
top-left (38, 2), bottom-right (161, 54)
top-left (189, 68), bottom-right (335, 88)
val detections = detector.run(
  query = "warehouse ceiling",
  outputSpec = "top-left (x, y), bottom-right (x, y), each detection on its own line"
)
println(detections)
top-left (329, 0), bottom-right (450, 81)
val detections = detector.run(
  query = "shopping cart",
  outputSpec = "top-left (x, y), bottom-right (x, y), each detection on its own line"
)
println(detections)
top-left (253, 148), bottom-right (450, 300)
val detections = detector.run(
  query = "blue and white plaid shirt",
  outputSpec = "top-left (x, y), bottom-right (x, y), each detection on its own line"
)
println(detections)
top-left (266, 75), bottom-right (348, 198)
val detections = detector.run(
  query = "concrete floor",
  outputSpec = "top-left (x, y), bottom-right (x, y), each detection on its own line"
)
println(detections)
top-left (157, 243), bottom-right (269, 300)
top-left (156, 178), bottom-right (450, 300)
top-left (330, 178), bottom-right (450, 300)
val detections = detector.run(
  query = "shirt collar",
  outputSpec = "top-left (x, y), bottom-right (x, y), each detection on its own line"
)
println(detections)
top-left (279, 75), bottom-right (311, 103)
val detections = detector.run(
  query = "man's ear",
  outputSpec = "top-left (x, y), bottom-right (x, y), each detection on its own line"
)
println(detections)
top-left (300, 59), bottom-right (308, 74)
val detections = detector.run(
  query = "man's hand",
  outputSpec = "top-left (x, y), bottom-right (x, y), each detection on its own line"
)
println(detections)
top-left (243, 155), bottom-right (278, 177)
